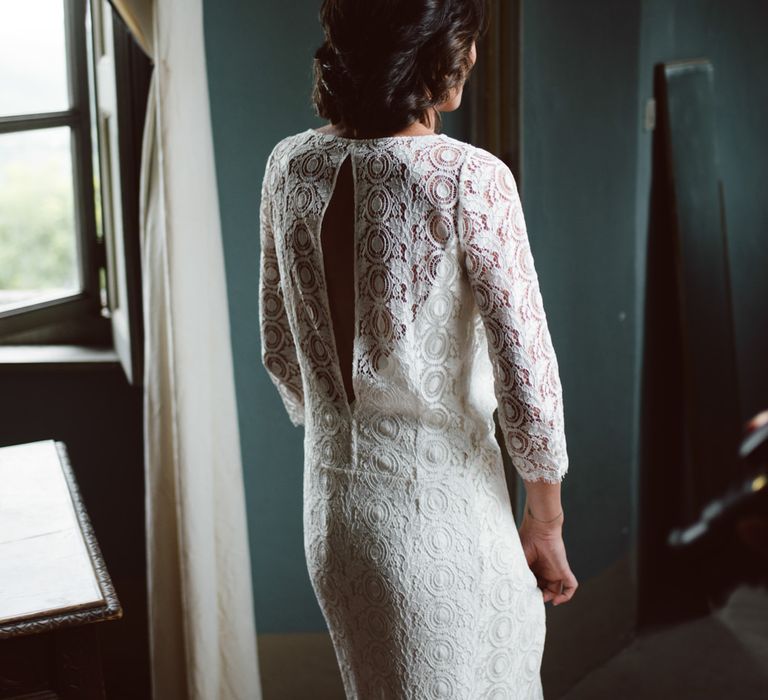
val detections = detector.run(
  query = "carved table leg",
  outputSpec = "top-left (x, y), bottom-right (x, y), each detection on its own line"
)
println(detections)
top-left (54, 626), bottom-right (105, 699)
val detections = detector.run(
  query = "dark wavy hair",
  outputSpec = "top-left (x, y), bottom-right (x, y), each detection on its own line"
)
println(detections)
top-left (312, 0), bottom-right (486, 136)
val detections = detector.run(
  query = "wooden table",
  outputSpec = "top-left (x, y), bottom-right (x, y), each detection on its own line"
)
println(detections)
top-left (0, 440), bottom-right (122, 699)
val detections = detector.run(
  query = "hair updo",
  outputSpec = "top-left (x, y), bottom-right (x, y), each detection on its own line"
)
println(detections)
top-left (312, 0), bottom-right (486, 136)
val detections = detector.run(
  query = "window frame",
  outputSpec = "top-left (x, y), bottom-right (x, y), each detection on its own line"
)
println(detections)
top-left (0, 0), bottom-right (108, 345)
top-left (0, 0), bottom-right (150, 387)
top-left (89, 0), bottom-right (150, 385)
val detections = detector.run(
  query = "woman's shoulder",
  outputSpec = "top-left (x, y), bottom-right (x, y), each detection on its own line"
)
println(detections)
top-left (265, 129), bottom-right (315, 166)
top-left (432, 136), bottom-right (517, 208)
top-left (441, 136), bottom-right (512, 178)
top-left (428, 135), bottom-right (512, 193)
top-left (261, 130), bottom-right (321, 194)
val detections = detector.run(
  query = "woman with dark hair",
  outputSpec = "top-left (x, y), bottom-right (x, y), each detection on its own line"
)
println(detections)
top-left (259, 0), bottom-right (577, 696)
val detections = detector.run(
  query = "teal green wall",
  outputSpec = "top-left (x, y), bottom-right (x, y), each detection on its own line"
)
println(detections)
top-left (203, 1), bottom-right (325, 633)
top-left (521, 0), bottom-right (642, 580)
top-left (204, 0), bottom-right (767, 634)
top-left (521, 0), bottom-right (768, 589)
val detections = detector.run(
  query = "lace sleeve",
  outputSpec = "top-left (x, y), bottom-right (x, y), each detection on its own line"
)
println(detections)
top-left (458, 151), bottom-right (568, 483)
top-left (259, 154), bottom-right (305, 428)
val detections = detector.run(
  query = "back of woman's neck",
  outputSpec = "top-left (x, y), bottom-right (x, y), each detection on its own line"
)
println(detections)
top-left (316, 119), bottom-right (437, 139)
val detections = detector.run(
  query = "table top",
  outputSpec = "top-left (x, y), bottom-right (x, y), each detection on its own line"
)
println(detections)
top-left (0, 439), bottom-right (121, 637)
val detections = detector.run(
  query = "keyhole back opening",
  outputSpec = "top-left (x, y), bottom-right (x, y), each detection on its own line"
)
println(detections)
top-left (319, 154), bottom-right (357, 408)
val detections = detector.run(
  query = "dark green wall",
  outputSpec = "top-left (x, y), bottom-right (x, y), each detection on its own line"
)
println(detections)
top-left (636, 0), bottom-right (768, 422)
top-left (204, 0), bottom-right (767, 635)
top-left (632, 0), bottom-right (768, 624)
top-left (521, 0), bottom-right (642, 580)
top-left (521, 0), bottom-right (768, 608)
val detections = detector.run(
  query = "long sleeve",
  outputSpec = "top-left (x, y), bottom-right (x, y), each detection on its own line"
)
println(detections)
top-left (458, 151), bottom-right (568, 483)
top-left (259, 156), bottom-right (305, 427)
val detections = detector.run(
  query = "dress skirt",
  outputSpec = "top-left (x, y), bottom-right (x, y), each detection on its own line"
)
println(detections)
top-left (303, 452), bottom-right (547, 700)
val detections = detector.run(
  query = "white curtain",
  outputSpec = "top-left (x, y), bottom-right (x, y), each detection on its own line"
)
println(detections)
top-left (110, 1), bottom-right (262, 698)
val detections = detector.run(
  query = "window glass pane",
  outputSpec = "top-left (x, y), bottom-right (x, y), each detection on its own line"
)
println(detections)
top-left (0, 127), bottom-right (80, 312)
top-left (0, 0), bottom-right (69, 117)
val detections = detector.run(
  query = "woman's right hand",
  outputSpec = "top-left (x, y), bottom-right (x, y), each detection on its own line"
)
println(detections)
top-left (518, 514), bottom-right (578, 606)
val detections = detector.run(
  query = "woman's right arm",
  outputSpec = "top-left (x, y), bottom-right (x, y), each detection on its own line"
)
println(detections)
top-left (457, 149), bottom-right (577, 605)
top-left (457, 149), bottom-right (569, 485)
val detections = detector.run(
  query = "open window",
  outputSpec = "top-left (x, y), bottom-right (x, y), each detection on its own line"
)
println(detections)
top-left (0, 0), bottom-right (151, 386)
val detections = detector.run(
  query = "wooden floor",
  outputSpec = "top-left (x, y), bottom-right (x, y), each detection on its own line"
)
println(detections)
top-left (561, 584), bottom-right (768, 700)
top-left (257, 583), bottom-right (768, 699)
top-left (258, 632), bottom-right (346, 699)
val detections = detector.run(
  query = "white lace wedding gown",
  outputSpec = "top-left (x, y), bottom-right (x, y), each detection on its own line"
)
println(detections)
top-left (259, 128), bottom-right (569, 699)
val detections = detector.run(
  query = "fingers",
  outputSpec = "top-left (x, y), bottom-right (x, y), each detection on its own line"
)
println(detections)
top-left (538, 570), bottom-right (579, 606)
